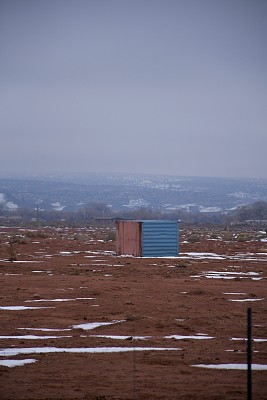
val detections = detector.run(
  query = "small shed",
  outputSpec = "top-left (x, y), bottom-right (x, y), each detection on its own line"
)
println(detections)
top-left (116, 220), bottom-right (179, 257)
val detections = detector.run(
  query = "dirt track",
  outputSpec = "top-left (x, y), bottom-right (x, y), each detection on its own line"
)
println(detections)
top-left (0, 225), bottom-right (266, 399)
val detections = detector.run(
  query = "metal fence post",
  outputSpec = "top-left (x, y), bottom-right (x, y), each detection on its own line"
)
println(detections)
top-left (247, 307), bottom-right (252, 400)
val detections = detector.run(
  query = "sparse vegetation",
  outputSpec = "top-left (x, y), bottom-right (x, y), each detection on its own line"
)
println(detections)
top-left (73, 233), bottom-right (91, 242)
top-left (222, 231), bottom-right (234, 241)
top-left (8, 242), bottom-right (17, 261)
top-left (9, 234), bottom-right (29, 244)
top-left (24, 230), bottom-right (49, 238)
top-left (235, 201), bottom-right (267, 222)
top-left (187, 233), bottom-right (201, 243)
top-left (0, 222), bottom-right (266, 399)
top-left (2, 200), bottom-right (267, 229)
top-left (103, 231), bottom-right (116, 242)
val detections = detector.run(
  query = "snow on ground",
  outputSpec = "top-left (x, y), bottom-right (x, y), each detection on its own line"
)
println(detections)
top-left (0, 359), bottom-right (37, 368)
top-left (0, 335), bottom-right (72, 340)
top-left (25, 298), bottom-right (95, 302)
top-left (0, 347), bottom-right (181, 357)
top-left (0, 306), bottom-right (55, 310)
top-left (192, 363), bottom-right (267, 370)
top-left (190, 270), bottom-right (263, 280)
top-left (165, 334), bottom-right (214, 340)
top-left (73, 320), bottom-right (125, 331)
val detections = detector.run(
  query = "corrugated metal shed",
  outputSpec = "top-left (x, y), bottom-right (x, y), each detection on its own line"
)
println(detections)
top-left (116, 220), bottom-right (179, 257)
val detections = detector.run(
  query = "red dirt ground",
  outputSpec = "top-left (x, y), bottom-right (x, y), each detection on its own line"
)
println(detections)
top-left (0, 224), bottom-right (266, 400)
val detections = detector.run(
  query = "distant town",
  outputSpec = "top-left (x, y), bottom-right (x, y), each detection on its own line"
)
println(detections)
top-left (1, 173), bottom-right (267, 226)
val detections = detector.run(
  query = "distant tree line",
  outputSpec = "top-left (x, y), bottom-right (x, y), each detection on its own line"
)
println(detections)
top-left (1, 201), bottom-right (267, 227)
top-left (234, 201), bottom-right (267, 222)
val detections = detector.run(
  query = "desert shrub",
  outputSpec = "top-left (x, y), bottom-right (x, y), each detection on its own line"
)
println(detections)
top-left (9, 235), bottom-right (29, 244)
top-left (8, 243), bottom-right (17, 261)
top-left (236, 234), bottom-right (251, 242)
top-left (222, 231), bottom-right (234, 241)
top-left (25, 230), bottom-right (49, 239)
top-left (73, 233), bottom-right (91, 242)
top-left (209, 232), bottom-right (219, 239)
top-left (37, 231), bottom-right (49, 238)
top-left (24, 230), bottom-right (38, 238)
top-left (104, 231), bottom-right (116, 242)
top-left (187, 233), bottom-right (201, 243)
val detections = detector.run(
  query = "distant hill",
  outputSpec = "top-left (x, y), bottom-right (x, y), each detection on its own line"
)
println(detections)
top-left (0, 174), bottom-right (267, 215)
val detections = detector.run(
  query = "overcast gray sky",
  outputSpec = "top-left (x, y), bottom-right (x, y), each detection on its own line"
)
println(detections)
top-left (1, 0), bottom-right (266, 179)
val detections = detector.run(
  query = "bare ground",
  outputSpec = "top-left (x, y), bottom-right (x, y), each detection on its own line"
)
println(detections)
top-left (0, 224), bottom-right (266, 400)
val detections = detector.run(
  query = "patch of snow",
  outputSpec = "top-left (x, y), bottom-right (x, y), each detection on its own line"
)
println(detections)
top-left (0, 306), bottom-right (55, 310)
top-left (223, 292), bottom-right (247, 295)
top-left (5, 201), bottom-right (18, 210)
top-left (0, 335), bottom-right (72, 339)
top-left (123, 199), bottom-right (150, 208)
top-left (165, 335), bottom-right (214, 340)
top-left (179, 252), bottom-right (226, 260)
top-left (191, 271), bottom-right (261, 280)
top-left (231, 337), bottom-right (267, 342)
top-left (51, 202), bottom-right (66, 211)
top-left (192, 363), bottom-right (267, 370)
top-left (90, 335), bottom-right (150, 340)
top-left (178, 252), bottom-right (267, 262)
top-left (0, 359), bottom-right (37, 368)
top-left (199, 206), bottom-right (222, 213)
top-left (0, 347), bottom-right (181, 357)
top-left (73, 320), bottom-right (125, 331)
top-left (32, 270), bottom-right (52, 273)
top-left (25, 298), bottom-right (95, 302)
top-left (229, 298), bottom-right (264, 302)
top-left (112, 264), bottom-right (125, 267)
top-left (206, 271), bottom-right (259, 276)
top-left (18, 328), bottom-right (72, 332)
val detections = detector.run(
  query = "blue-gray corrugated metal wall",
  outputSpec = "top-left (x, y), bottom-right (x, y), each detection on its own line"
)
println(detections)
top-left (141, 221), bottom-right (179, 257)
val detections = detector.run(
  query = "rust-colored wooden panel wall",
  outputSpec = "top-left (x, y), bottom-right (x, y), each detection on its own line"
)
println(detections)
top-left (116, 221), bottom-right (142, 256)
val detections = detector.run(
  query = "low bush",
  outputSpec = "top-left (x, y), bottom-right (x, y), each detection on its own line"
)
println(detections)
top-left (187, 233), bottom-right (201, 243)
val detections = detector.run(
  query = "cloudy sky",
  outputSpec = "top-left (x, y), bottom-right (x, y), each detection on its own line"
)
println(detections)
top-left (1, 0), bottom-right (266, 179)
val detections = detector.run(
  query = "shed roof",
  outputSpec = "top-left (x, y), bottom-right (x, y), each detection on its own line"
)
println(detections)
top-left (116, 219), bottom-right (180, 223)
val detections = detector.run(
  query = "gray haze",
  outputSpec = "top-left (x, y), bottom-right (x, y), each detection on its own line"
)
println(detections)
top-left (1, 0), bottom-right (267, 179)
